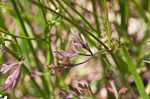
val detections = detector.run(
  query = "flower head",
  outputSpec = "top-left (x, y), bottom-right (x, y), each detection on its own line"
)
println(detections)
top-left (53, 28), bottom-right (93, 69)
top-left (0, 62), bottom-right (21, 91)
top-left (71, 28), bottom-right (93, 55)
top-left (0, 63), bottom-right (19, 74)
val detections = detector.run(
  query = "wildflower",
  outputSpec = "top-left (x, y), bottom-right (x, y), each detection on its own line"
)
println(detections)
top-left (0, 63), bottom-right (19, 74)
top-left (108, 79), bottom-right (119, 99)
top-left (68, 80), bottom-right (93, 97)
top-left (71, 28), bottom-right (93, 55)
top-left (119, 87), bottom-right (128, 94)
top-left (55, 28), bottom-right (92, 59)
top-left (0, 62), bottom-right (21, 91)
top-left (106, 76), bottom-right (128, 99)
top-left (77, 81), bottom-right (91, 94)
top-left (71, 43), bottom-right (81, 53)
top-left (53, 28), bottom-right (93, 71)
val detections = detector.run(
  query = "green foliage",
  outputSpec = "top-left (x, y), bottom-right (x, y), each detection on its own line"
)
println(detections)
top-left (0, 0), bottom-right (150, 98)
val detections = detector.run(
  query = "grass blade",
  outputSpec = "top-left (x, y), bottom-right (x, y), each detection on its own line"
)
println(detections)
top-left (103, 0), bottom-right (111, 47)
top-left (122, 46), bottom-right (149, 99)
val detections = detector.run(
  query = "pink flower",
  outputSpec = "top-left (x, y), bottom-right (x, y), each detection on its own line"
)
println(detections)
top-left (0, 62), bottom-right (21, 91)
top-left (119, 87), bottom-right (128, 94)
top-left (106, 77), bottom-right (128, 99)
top-left (0, 63), bottom-right (19, 74)
top-left (108, 79), bottom-right (119, 99)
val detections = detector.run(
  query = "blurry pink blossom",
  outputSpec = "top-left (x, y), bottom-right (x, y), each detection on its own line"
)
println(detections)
top-left (119, 87), bottom-right (128, 94)
top-left (109, 79), bottom-right (119, 99)
top-left (0, 62), bottom-right (21, 91)
top-left (0, 63), bottom-right (19, 74)
top-left (106, 78), bottom-right (128, 99)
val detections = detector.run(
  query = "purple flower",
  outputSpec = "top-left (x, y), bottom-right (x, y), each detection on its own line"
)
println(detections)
top-left (0, 63), bottom-right (19, 74)
top-left (0, 62), bottom-right (21, 91)
top-left (71, 28), bottom-right (93, 55)
top-left (53, 28), bottom-right (93, 69)
top-left (55, 28), bottom-right (92, 59)
top-left (71, 43), bottom-right (81, 53)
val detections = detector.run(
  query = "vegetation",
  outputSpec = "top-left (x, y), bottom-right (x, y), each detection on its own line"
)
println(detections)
top-left (0, 0), bottom-right (150, 99)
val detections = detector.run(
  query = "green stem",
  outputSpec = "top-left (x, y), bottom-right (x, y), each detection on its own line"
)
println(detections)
top-left (91, 0), bottom-right (101, 36)
top-left (22, 65), bottom-right (48, 99)
top-left (39, 0), bottom-right (54, 94)
top-left (55, 0), bottom-right (74, 20)
top-left (62, 0), bottom-right (97, 33)
top-left (10, 0), bottom-right (42, 69)
top-left (103, 0), bottom-right (111, 47)
top-left (0, 30), bottom-right (47, 42)
top-left (10, 0), bottom-right (50, 97)
top-left (30, 0), bottom-right (109, 50)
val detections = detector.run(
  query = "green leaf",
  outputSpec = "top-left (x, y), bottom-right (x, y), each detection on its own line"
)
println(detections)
top-left (122, 47), bottom-right (149, 99)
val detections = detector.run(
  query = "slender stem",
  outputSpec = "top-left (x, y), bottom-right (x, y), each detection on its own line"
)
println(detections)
top-left (30, 0), bottom-right (109, 50)
top-left (55, 0), bottom-right (74, 20)
top-left (2, 44), bottom-right (22, 61)
top-left (62, 0), bottom-right (97, 33)
top-left (11, 0), bottom-right (50, 97)
top-left (122, 47), bottom-right (149, 99)
top-left (11, 0), bottom-right (42, 70)
top-left (22, 65), bottom-right (48, 99)
top-left (40, 0), bottom-right (55, 94)
top-left (0, 30), bottom-right (47, 42)
top-left (103, 0), bottom-right (111, 47)
top-left (91, 0), bottom-right (101, 36)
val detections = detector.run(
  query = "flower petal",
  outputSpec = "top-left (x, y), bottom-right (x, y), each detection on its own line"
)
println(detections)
top-left (3, 66), bottom-right (21, 91)
top-left (0, 63), bottom-right (19, 74)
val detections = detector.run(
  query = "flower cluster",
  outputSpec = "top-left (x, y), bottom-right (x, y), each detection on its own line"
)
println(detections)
top-left (50, 28), bottom-right (93, 69)
top-left (106, 76), bottom-right (128, 99)
top-left (59, 81), bottom-right (93, 99)
top-left (55, 28), bottom-right (93, 58)
top-left (0, 62), bottom-right (21, 91)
